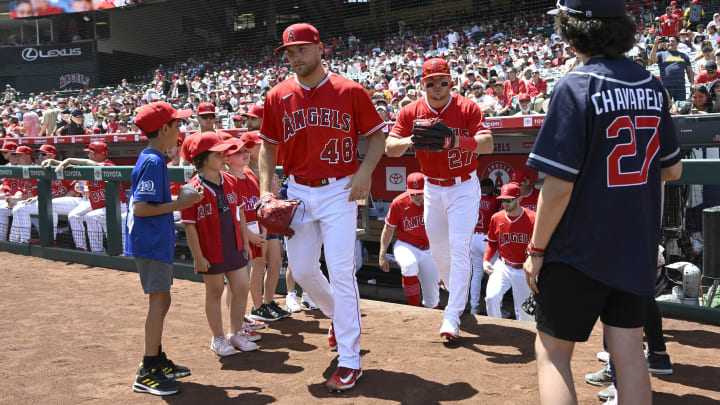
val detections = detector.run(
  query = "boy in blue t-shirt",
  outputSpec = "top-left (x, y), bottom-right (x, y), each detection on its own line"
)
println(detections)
top-left (525, 1), bottom-right (683, 404)
top-left (127, 102), bottom-right (203, 396)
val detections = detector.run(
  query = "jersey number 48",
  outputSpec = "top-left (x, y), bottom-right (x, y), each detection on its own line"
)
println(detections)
top-left (606, 115), bottom-right (660, 187)
top-left (321, 137), bottom-right (354, 164)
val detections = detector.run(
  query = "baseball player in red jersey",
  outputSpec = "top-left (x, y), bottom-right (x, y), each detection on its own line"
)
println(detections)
top-left (9, 145), bottom-right (80, 243)
top-left (379, 172), bottom-right (440, 308)
top-left (257, 23), bottom-right (386, 392)
top-left (0, 146), bottom-right (37, 241)
top-left (385, 57), bottom-right (494, 341)
top-left (469, 178), bottom-right (501, 314)
top-left (510, 169), bottom-right (539, 211)
top-left (46, 141), bottom-right (127, 252)
top-left (483, 183), bottom-right (535, 321)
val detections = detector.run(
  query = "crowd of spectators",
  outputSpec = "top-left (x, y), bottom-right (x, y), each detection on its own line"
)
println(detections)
top-left (3, 0), bottom-right (720, 139)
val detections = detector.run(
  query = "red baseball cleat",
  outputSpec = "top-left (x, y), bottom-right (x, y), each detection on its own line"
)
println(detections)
top-left (326, 366), bottom-right (362, 392)
top-left (328, 323), bottom-right (337, 350)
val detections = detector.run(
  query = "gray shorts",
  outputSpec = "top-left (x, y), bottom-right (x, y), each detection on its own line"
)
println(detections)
top-left (135, 257), bottom-right (173, 294)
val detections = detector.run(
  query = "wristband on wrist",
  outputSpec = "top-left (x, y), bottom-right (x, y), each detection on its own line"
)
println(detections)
top-left (527, 242), bottom-right (545, 258)
top-left (457, 136), bottom-right (479, 152)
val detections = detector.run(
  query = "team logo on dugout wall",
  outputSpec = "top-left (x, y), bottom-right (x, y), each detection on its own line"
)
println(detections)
top-left (481, 161), bottom-right (513, 189)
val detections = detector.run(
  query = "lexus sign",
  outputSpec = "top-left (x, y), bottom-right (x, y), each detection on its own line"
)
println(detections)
top-left (21, 47), bottom-right (82, 62)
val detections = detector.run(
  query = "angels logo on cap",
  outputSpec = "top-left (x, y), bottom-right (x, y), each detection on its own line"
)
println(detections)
top-left (276, 23), bottom-right (320, 52)
top-left (406, 172), bottom-right (425, 194)
top-left (422, 58), bottom-right (451, 79)
top-left (287, 27), bottom-right (296, 42)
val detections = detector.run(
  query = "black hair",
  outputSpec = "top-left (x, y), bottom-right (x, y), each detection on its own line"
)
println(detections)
top-left (690, 84), bottom-right (713, 111)
top-left (192, 150), bottom-right (211, 170)
top-left (144, 118), bottom-right (178, 139)
top-left (480, 178), bottom-right (495, 188)
top-left (554, 12), bottom-right (636, 59)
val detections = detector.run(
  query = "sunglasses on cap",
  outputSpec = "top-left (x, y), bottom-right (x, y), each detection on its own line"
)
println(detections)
top-left (499, 198), bottom-right (517, 203)
top-left (200, 114), bottom-right (216, 119)
top-left (426, 81), bottom-right (450, 88)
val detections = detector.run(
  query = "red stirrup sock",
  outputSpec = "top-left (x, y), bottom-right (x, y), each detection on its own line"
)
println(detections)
top-left (401, 276), bottom-right (421, 306)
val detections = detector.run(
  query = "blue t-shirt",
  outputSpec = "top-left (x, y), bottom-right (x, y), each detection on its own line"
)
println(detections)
top-left (656, 50), bottom-right (690, 88)
top-left (125, 148), bottom-right (175, 264)
top-left (527, 57), bottom-right (682, 297)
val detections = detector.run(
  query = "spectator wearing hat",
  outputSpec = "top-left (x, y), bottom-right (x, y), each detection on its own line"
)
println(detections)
top-left (0, 146), bottom-right (37, 241)
top-left (9, 145), bottom-right (80, 243)
top-left (695, 61), bottom-right (720, 84)
top-left (527, 69), bottom-right (547, 112)
top-left (513, 93), bottom-right (540, 116)
top-left (44, 141), bottom-right (127, 253)
top-left (242, 104), bottom-right (263, 131)
top-left (178, 102), bottom-right (219, 165)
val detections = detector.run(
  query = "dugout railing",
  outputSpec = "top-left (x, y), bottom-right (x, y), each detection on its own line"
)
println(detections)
top-left (0, 162), bottom-right (717, 325)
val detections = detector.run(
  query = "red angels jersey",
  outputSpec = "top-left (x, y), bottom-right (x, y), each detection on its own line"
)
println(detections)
top-left (259, 72), bottom-right (385, 179)
top-left (180, 172), bottom-right (245, 264)
top-left (660, 14), bottom-right (681, 36)
top-left (51, 180), bottom-right (75, 198)
top-left (88, 160), bottom-right (126, 210)
top-left (234, 169), bottom-right (259, 224)
top-left (520, 187), bottom-right (539, 212)
top-left (503, 78), bottom-right (527, 98)
top-left (2, 177), bottom-right (37, 196)
top-left (390, 93), bottom-right (491, 179)
top-left (475, 194), bottom-right (500, 233)
top-left (385, 192), bottom-right (429, 248)
top-left (484, 207), bottom-right (535, 264)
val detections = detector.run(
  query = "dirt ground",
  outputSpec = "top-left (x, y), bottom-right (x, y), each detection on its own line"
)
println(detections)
top-left (0, 252), bottom-right (718, 405)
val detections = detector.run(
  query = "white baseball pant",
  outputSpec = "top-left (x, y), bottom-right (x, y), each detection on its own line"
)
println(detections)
top-left (9, 200), bottom-right (40, 242)
top-left (424, 173), bottom-right (480, 325)
top-left (393, 240), bottom-right (441, 308)
top-left (485, 259), bottom-right (534, 322)
top-left (0, 201), bottom-right (13, 241)
top-left (285, 176), bottom-right (362, 370)
top-left (68, 199), bottom-right (93, 250)
top-left (469, 232), bottom-right (487, 309)
top-left (85, 203), bottom-right (128, 253)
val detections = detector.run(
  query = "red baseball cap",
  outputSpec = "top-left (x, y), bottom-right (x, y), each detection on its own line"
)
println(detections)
top-left (176, 132), bottom-right (186, 147)
top-left (0, 141), bottom-right (18, 152)
top-left (242, 104), bottom-right (264, 119)
top-left (240, 130), bottom-right (262, 145)
top-left (186, 132), bottom-right (236, 160)
top-left (197, 102), bottom-right (216, 116)
top-left (276, 23), bottom-right (320, 52)
top-left (135, 101), bottom-right (193, 133)
top-left (518, 93), bottom-right (532, 102)
top-left (422, 58), bottom-right (451, 80)
top-left (84, 141), bottom-right (109, 154)
top-left (223, 137), bottom-right (254, 155)
top-left (498, 183), bottom-right (522, 199)
top-left (510, 169), bottom-right (529, 184)
top-left (12, 146), bottom-right (33, 155)
top-left (38, 144), bottom-right (57, 154)
top-left (406, 172), bottom-right (424, 194)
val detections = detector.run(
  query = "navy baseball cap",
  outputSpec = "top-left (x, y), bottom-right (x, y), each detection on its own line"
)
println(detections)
top-left (548, 0), bottom-right (626, 18)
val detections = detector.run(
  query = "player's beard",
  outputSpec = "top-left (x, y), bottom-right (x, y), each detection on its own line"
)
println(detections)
top-left (292, 55), bottom-right (321, 78)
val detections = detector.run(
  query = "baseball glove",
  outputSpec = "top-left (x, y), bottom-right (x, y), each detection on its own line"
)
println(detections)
top-left (254, 194), bottom-right (302, 238)
top-left (411, 118), bottom-right (456, 151)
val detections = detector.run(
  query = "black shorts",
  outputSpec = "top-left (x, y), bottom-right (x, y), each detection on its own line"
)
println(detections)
top-left (266, 232), bottom-right (281, 240)
top-left (535, 262), bottom-right (646, 342)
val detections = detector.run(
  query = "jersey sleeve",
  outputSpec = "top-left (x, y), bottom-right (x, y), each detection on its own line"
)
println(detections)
top-left (132, 157), bottom-right (165, 204)
top-left (657, 88), bottom-right (682, 168)
top-left (353, 86), bottom-right (386, 137)
top-left (486, 214), bottom-right (498, 243)
top-left (259, 92), bottom-right (281, 145)
top-left (389, 106), bottom-right (413, 139)
top-left (180, 202), bottom-right (197, 224)
top-left (526, 77), bottom-right (587, 183)
top-left (385, 199), bottom-right (401, 227)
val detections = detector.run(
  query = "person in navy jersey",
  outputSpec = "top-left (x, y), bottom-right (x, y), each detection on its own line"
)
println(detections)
top-left (126, 102), bottom-right (203, 396)
top-left (524, 1), bottom-right (683, 404)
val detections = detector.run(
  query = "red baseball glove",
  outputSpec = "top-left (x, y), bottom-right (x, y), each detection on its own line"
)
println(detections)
top-left (254, 194), bottom-right (302, 238)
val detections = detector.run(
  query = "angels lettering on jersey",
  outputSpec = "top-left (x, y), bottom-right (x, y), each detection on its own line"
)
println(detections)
top-left (283, 108), bottom-right (352, 141)
top-left (403, 214), bottom-right (424, 232)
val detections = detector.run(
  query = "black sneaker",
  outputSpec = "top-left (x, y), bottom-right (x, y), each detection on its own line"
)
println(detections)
top-left (647, 351), bottom-right (673, 375)
top-left (133, 367), bottom-right (180, 396)
top-left (250, 303), bottom-right (281, 322)
top-left (269, 300), bottom-right (291, 318)
top-left (139, 356), bottom-right (191, 379)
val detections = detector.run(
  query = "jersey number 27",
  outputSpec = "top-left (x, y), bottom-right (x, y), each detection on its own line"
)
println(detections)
top-left (606, 115), bottom-right (660, 187)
